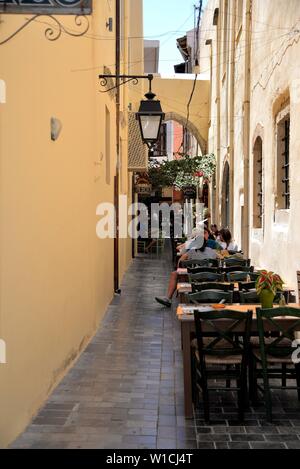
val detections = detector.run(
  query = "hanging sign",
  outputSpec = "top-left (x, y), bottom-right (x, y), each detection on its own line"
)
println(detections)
top-left (0, 0), bottom-right (92, 15)
top-left (183, 186), bottom-right (196, 199)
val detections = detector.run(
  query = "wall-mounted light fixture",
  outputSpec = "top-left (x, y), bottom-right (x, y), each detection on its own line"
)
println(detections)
top-left (51, 117), bottom-right (62, 141)
top-left (106, 17), bottom-right (113, 31)
top-left (98, 73), bottom-right (164, 153)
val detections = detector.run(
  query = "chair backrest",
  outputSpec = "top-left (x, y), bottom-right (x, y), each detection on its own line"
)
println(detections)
top-left (188, 290), bottom-right (233, 304)
top-left (189, 272), bottom-right (225, 283)
top-left (256, 307), bottom-right (300, 359)
top-left (238, 281), bottom-right (257, 291)
top-left (239, 290), bottom-right (260, 304)
top-left (208, 258), bottom-right (220, 268)
top-left (194, 309), bottom-right (253, 370)
top-left (297, 271), bottom-right (300, 302)
top-left (181, 259), bottom-right (210, 268)
top-left (187, 266), bottom-right (219, 274)
top-left (227, 271), bottom-right (250, 282)
top-left (222, 265), bottom-right (254, 274)
top-left (224, 258), bottom-right (250, 267)
top-left (191, 282), bottom-right (233, 293)
top-left (249, 271), bottom-right (260, 281)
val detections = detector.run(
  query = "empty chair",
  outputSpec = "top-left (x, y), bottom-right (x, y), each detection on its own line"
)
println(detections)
top-left (239, 290), bottom-right (260, 304)
top-left (222, 266), bottom-right (254, 274)
top-left (224, 258), bottom-right (251, 267)
top-left (192, 282), bottom-right (233, 293)
top-left (193, 308), bottom-right (253, 422)
top-left (249, 272), bottom-right (260, 281)
top-left (188, 290), bottom-right (233, 304)
top-left (239, 290), bottom-right (283, 304)
top-left (187, 266), bottom-right (219, 275)
top-left (208, 258), bottom-right (220, 268)
top-left (180, 259), bottom-right (210, 268)
top-left (227, 271), bottom-right (250, 282)
top-left (189, 272), bottom-right (225, 283)
top-left (238, 281), bottom-right (257, 291)
top-left (250, 307), bottom-right (300, 422)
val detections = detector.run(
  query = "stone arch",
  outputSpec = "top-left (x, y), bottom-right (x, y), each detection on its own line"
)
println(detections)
top-left (164, 112), bottom-right (207, 155)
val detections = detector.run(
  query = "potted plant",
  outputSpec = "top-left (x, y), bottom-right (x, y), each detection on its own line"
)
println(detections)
top-left (255, 270), bottom-right (284, 308)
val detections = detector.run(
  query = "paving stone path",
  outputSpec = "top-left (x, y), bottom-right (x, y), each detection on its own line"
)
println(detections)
top-left (11, 246), bottom-right (300, 449)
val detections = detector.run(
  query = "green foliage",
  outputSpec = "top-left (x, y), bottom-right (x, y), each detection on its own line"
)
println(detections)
top-left (147, 153), bottom-right (216, 190)
top-left (255, 270), bottom-right (284, 296)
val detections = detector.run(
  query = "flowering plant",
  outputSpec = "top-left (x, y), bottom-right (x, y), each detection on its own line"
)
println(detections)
top-left (147, 153), bottom-right (216, 189)
top-left (255, 270), bottom-right (284, 296)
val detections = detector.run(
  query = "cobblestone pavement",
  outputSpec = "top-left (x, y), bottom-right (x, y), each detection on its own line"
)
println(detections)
top-left (11, 246), bottom-right (300, 449)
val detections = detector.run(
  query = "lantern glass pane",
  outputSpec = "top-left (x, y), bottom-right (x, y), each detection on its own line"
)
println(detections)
top-left (140, 116), bottom-right (161, 140)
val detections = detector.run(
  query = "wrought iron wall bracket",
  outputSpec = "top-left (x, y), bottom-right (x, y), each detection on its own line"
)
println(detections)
top-left (98, 74), bottom-right (155, 97)
top-left (0, 14), bottom-right (89, 45)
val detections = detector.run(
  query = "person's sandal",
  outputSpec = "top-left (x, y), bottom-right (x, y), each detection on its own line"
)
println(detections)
top-left (155, 297), bottom-right (172, 307)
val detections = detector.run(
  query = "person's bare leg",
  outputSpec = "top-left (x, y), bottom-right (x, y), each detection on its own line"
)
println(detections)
top-left (145, 239), bottom-right (156, 253)
top-left (167, 271), bottom-right (178, 299)
top-left (155, 271), bottom-right (178, 307)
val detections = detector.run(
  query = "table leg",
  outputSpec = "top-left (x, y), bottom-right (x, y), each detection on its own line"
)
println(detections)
top-left (181, 322), bottom-right (193, 418)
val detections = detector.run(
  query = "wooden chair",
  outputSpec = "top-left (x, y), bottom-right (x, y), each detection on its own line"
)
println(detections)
top-left (224, 258), bottom-right (251, 267)
top-left (191, 282), bottom-right (233, 294)
top-left (249, 272), bottom-right (260, 281)
top-left (238, 281), bottom-right (257, 291)
top-left (222, 266), bottom-right (254, 274)
top-left (189, 272), bottom-right (225, 283)
top-left (239, 290), bottom-right (260, 304)
top-left (250, 307), bottom-right (300, 422)
top-left (181, 259), bottom-right (210, 268)
top-left (208, 259), bottom-right (220, 268)
top-left (227, 271), bottom-right (250, 282)
top-left (187, 266), bottom-right (219, 275)
top-left (193, 309), bottom-right (253, 422)
top-left (188, 290), bottom-right (233, 305)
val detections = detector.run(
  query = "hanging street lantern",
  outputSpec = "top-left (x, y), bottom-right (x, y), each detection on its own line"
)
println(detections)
top-left (136, 78), bottom-right (165, 150)
top-left (98, 73), bottom-right (164, 152)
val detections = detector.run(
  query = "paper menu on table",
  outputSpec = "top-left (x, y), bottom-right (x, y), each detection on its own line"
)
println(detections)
top-left (177, 305), bottom-right (215, 315)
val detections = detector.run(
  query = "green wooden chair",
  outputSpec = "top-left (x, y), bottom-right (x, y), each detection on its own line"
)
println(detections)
top-left (181, 259), bottom-right (210, 268)
top-left (224, 258), bottom-right (251, 267)
top-left (189, 272), bottom-right (225, 283)
top-left (250, 307), bottom-right (300, 422)
top-left (239, 290), bottom-right (260, 304)
top-left (227, 271), bottom-right (250, 282)
top-left (238, 281), bottom-right (257, 291)
top-left (187, 266), bottom-right (219, 275)
top-left (191, 282), bottom-right (233, 294)
top-left (208, 259), bottom-right (220, 268)
top-left (193, 309), bottom-right (253, 422)
top-left (249, 272), bottom-right (260, 281)
top-left (222, 266), bottom-right (254, 274)
top-left (188, 290), bottom-right (233, 304)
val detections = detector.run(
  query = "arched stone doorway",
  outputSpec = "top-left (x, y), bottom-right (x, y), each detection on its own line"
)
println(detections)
top-left (164, 112), bottom-right (207, 156)
top-left (221, 161), bottom-right (230, 228)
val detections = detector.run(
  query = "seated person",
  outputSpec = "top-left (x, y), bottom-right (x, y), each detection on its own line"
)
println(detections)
top-left (218, 228), bottom-right (238, 252)
top-left (210, 224), bottom-right (219, 239)
top-left (176, 225), bottom-right (221, 255)
top-left (155, 227), bottom-right (217, 307)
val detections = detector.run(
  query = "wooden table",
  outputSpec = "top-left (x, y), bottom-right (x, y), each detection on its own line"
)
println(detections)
top-left (177, 303), bottom-right (300, 418)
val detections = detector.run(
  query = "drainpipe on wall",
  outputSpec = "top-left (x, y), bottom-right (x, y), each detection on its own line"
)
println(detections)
top-left (215, 9), bottom-right (221, 227)
top-left (229, 0), bottom-right (236, 234)
top-left (242, 0), bottom-right (252, 258)
top-left (114, 0), bottom-right (121, 292)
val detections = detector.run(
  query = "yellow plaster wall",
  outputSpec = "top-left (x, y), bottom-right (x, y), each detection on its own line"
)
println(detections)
top-left (0, 0), bottom-right (141, 447)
